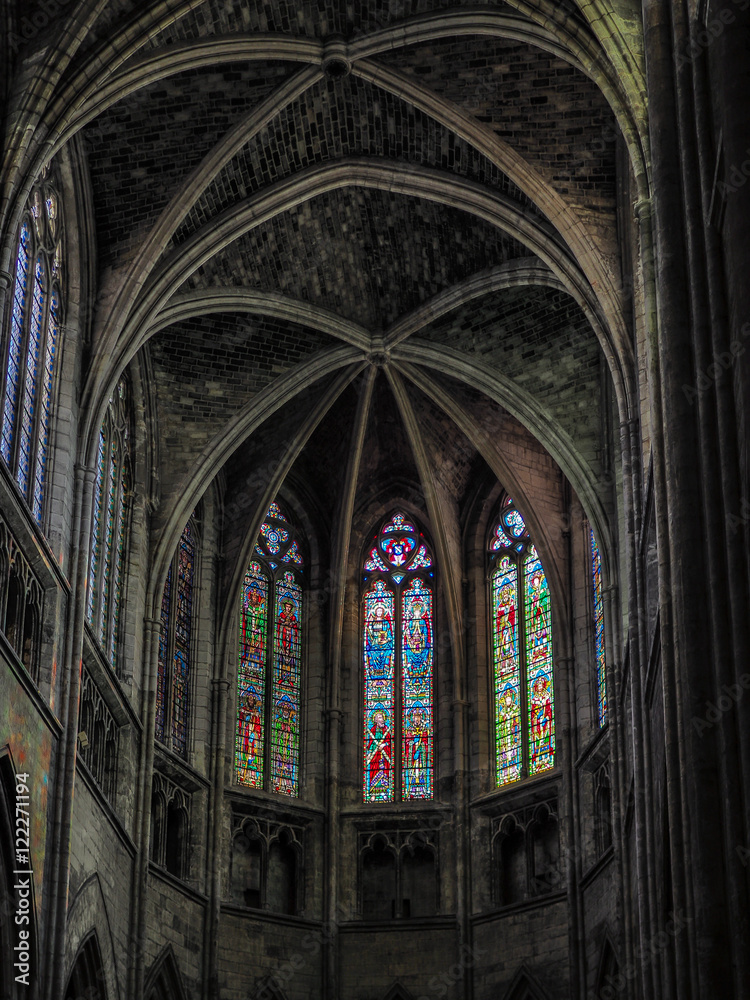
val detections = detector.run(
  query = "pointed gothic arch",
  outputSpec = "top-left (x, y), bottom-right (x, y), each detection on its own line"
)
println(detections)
top-left (155, 508), bottom-right (201, 759)
top-left (235, 499), bottom-right (305, 797)
top-left (503, 964), bottom-right (550, 1000)
top-left (361, 510), bottom-right (436, 803)
top-left (0, 163), bottom-right (65, 527)
top-left (64, 930), bottom-right (107, 1000)
top-left (595, 934), bottom-right (621, 998)
top-left (488, 495), bottom-right (555, 786)
top-left (144, 945), bottom-right (188, 1000)
top-left (250, 975), bottom-right (289, 1000)
top-left (383, 982), bottom-right (415, 1000)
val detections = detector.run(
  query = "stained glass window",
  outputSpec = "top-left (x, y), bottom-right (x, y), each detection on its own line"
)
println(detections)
top-left (85, 377), bottom-right (131, 670)
top-left (0, 169), bottom-right (64, 525)
top-left (363, 511), bottom-right (434, 803)
top-left (591, 528), bottom-right (607, 727)
top-left (235, 501), bottom-right (304, 796)
top-left (237, 564), bottom-right (268, 787)
top-left (155, 515), bottom-right (198, 758)
top-left (489, 496), bottom-right (555, 786)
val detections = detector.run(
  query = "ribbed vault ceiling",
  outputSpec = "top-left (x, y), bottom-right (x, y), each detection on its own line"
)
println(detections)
top-left (2, 0), bottom-right (648, 587)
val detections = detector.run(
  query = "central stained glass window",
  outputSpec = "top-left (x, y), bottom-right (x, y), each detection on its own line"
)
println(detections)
top-left (362, 511), bottom-right (435, 803)
top-left (236, 501), bottom-right (303, 797)
top-left (490, 495), bottom-right (555, 785)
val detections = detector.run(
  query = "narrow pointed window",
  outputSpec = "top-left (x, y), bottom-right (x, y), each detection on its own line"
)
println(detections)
top-left (1, 168), bottom-right (64, 526)
top-left (155, 514), bottom-right (198, 758)
top-left (363, 512), bottom-right (435, 803)
top-left (590, 528), bottom-right (607, 727)
top-left (236, 502), bottom-right (303, 796)
top-left (490, 496), bottom-right (555, 786)
top-left (85, 377), bottom-right (131, 670)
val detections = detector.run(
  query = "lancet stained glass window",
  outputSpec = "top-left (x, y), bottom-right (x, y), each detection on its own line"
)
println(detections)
top-left (363, 511), bottom-right (435, 803)
top-left (236, 502), bottom-right (303, 796)
top-left (0, 165), bottom-right (64, 526)
top-left (85, 377), bottom-right (131, 670)
top-left (591, 528), bottom-right (607, 727)
top-left (155, 515), bottom-right (198, 758)
top-left (490, 496), bottom-right (555, 785)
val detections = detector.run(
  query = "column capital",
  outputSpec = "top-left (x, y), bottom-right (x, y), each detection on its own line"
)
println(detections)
top-left (633, 196), bottom-right (652, 222)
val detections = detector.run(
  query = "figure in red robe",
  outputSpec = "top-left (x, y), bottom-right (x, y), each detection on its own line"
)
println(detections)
top-left (276, 599), bottom-right (299, 684)
top-left (530, 672), bottom-right (553, 766)
top-left (495, 581), bottom-right (516, 656)
top-left (365, 709), bottom-right (392, 799)
top-left (239, 688), bottom-right (263, 784)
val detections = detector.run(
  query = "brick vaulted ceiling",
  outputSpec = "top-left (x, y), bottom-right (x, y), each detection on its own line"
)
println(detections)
top-left (6, 0), bottom-right (647, 588)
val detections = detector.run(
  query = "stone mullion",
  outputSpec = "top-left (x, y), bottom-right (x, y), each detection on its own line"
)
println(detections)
top-left (44, 461), bottom-right (95, 1000)
top-left (324, 367), bottom-right (374, 997)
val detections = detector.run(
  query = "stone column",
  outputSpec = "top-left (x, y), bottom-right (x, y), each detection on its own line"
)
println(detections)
top-left (44, 462), bottom-right (94, 1000)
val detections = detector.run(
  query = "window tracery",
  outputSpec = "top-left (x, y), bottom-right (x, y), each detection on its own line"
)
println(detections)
top-left (77, 667), bottom-right (118, 802)
top-left (149, 773), bottom-right (191, 879)
top-left (489, 496), bottom-right (554, 786)
top-left (86, 376), bottom-right (131, 670)
top-left (235, 502), bottom-right (303, 796)
top-left (230, 814), bottom-right (303, 915)
top-left (359, 828), bottom-right (439, 919)
top-left (155, 514), bottom-right (198, 759)
top-left (1, 166), bottom-right (64, 525)
top-left (491, 799), bottom-right (560, 906)
top-left (362, 512), bottom-right (435, 803)
top-left (0, 515), bottom-right (43, 679)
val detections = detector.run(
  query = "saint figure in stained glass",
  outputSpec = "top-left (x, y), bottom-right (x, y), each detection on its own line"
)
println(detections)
top-left (402, 703), bottom-right (430, 799)
top-left (492, 557), bottom-right (521, 784)
top-left (591, 528), bottom-right (607, 727)
top-left (365, 708), bottom-right (394, 802)
top-left (364, 585), bottom-right (395, 678)
top-left (236, 501), bottom-right (303, 797)
top-left (489, 498), bottom-right (555, 786)
top-left (362, 512), bottom-right (435, 802)
top-left (275, 598), bottom-right (299, 685)
top-left (237, 565), bottom-right (268, 787)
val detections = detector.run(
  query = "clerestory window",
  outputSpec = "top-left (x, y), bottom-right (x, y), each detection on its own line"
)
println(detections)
top-left (362, 511), bottom-right (435, 803)
top-left (86, 376), bottom-right (131, 669)
top-left (235, 502), bottom-right (304, 797)
top-left (1, 167), bottom-right (64, 525)
top-left (590, 527), bottom-right (607, 727)
top-left (489, 496), bottom-right (555, 786)
top-left (155, 514), bottom-right (198, 758)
